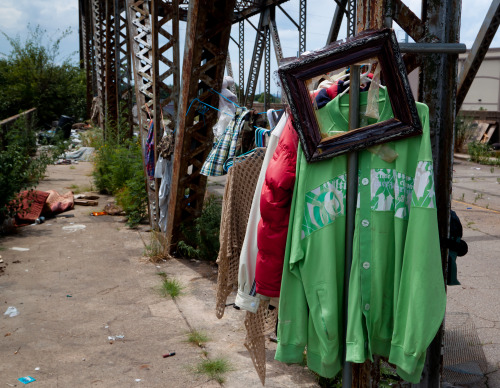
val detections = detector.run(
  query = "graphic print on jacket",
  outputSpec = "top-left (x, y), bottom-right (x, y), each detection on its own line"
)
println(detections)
top-left (302, 174), bottom-right (346, 239)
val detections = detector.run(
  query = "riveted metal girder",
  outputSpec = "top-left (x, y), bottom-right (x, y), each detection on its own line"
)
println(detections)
top-left (79, 0), bottom-right (94, 119)
top-left (327, 0), bottom-right (348, 44)
top-left (299, 0), bottom-right (306, 54)
top-left (127, 0), bottom-right (156, 227)
top-left (104, 0), bottom-right (119, 136)
top-left (418, 0), bottom-right (462, 385)
top-left (91, 0), bottom-right (105, 128)
top-left (166, 0), bottom-right (237, 249)
top-left (239, 20), bottom-right (245, 103)
top-left (244, 8), bottom-right (269, 108)
top-left (114, 0), bottom-right (134, 137)
top-left (127, 0), bottom-right (154, 133)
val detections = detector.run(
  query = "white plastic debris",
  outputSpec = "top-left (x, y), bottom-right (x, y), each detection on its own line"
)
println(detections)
top-left (108, 335), bottom-right (125, 341)
top-left (135, 379), bottom-right (141, 382)
top-left (10, 247), bottom-right (30, 251)
top-left (4, 306), bottom-right (19, 317)
top-left (62, 224), bottom-right (86, 233)
top-left (34, 367), bottom-right (40, 371)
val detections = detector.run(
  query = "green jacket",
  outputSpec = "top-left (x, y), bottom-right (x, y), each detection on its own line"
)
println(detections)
top-left (275, 89), bottom-right (446, 383)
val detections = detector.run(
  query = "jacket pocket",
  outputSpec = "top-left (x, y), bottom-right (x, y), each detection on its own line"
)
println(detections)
top-left (316, 288), bottom-right (338, 342)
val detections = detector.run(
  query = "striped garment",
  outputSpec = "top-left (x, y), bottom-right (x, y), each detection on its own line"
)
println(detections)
top-left (201, 108), bottom-right (250, 177)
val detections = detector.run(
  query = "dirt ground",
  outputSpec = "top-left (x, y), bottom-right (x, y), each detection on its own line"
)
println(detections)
top-left (1, 158), bottom-right (500, 387)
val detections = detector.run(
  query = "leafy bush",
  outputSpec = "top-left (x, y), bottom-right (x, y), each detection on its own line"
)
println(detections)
top-left (92, 122), bottom-right (147, 227)
top-left (177, 195), bottom-right (222, 261)
top-left (0, 24), bottom-right (85, 126)
top-left (454, 115), bottom-right (476, 153)
top-left (468, 141), bottom-right (500, 165)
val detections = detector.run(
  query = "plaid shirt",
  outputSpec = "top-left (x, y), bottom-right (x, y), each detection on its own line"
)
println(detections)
top-left (201, 108), bottom-right (250, 177)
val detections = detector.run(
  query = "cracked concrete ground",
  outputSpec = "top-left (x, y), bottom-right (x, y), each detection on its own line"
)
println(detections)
top-left (0, 162), bottom-right (316, 387)
top-left (448, 158), bottom-right (500, 387)
top-left (0, 157), bottom-right (499, 387)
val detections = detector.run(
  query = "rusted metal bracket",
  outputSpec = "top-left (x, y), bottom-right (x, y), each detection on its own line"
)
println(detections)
top-left (166, 0), bottom-right (237, 249)
top-left (457, 0), bottom-right (500, 112)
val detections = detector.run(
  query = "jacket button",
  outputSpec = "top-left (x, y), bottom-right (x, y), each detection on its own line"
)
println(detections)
top-left (361, 219), bottom-right (370, 227)
top-left (362, 178), bottom-right (369, 185)
top-left (365, 304), bottom-right (371, 311)
top-left (363, 262), bottom-right (370, 269)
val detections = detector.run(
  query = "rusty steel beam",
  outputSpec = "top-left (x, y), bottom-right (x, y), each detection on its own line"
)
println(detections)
top-left (269, 7), bottom-right (283, 64)
top-left (299, 0), bottom-right (306, 54)
top-left (233, 0), bottom-right (290, 23)
top-left (127, 0), bottom-right (156, 227)
top-left (166, 0), bottom-right (235, 249)
top-left (80, 0), bottom-right (94, 119)
top-left (166, 0), bottom-right (237, 249)
top-left (327, 0), bottom-right (348, 44)
top-left (114, 0), bottom-right (134, 137)
top-left (91, 0), bottom-right (105, 128)
top-left (239, 20), bottom-right (245, 103)
top-left (457, 0), bottom-right (500, 112)
top-left (244, 9), bottom-right (269, 108)
top-left (127, 0), bottom-right (153, 132)
top-left (104, 0), bottom-right (119, 136)
top-left (392, 0), bottom-right (427, 42)
top-left (151, 0), bottom-right (181, 227)
top-left (418, 0), bottom-right (462, 385)
top-left (264, 27), bottom-right (271, 111)
top-left (357, 0), bottom-right (386, 32)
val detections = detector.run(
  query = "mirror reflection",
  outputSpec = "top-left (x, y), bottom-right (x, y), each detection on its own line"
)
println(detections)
top-left (304, 58), bottom-right (393, 141)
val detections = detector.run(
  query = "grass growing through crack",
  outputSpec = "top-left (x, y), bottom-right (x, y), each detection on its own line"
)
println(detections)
top-left (155, 272), bottom-right (183, 298)
top-left (195, 358), bottom-right (232, 384)
top-left (141, 230), bottom-right (168, 262)
top-left (187, 330), bottom-right (210, 347)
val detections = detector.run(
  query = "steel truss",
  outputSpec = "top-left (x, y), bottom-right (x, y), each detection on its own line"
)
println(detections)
top-left (166, 0), bottom-right (237, 247)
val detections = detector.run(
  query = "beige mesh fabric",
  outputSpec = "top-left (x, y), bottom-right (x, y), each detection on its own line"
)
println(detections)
top-left (215, 148), bottom-right (266, 319)
top-left (244, 299), bottom-right (279, 385)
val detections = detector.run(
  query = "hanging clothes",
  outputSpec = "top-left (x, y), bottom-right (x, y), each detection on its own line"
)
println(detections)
top-left (201, 107), bottom-right (251, 177)
top-left (235, 113), bottom-right (289, 313)
top-left (145, 120), bottom-right (155, 178)
top-left (255, 83), bottom-right (341, 298)
top-left (215, 148), bottom-right (266, 319)
top-left (275, 89), bottom-right (446, 384)
top-left (212, 76), bottom-right (238, 138)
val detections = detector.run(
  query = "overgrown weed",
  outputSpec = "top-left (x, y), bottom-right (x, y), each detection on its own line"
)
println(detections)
top-left (194, 358), bottom-right (232, 384)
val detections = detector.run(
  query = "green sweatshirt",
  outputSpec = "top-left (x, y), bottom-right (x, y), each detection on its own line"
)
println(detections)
top-left (275, 89), bottom-right (446, 383)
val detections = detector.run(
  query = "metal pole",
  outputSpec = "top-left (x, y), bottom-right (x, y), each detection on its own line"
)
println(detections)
top-left (399, 42), bottom-right (466, 54)
top-left (342, 64), bottom-right (360, 388)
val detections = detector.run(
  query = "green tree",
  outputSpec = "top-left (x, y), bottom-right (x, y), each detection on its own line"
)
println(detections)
top-left (0, 24), bottom-right (86, 126)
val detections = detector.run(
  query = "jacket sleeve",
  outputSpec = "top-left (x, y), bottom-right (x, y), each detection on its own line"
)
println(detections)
top-left (255, 119), bottom-right (299, 297)
top-left (274, 164), bottom-right (308, 364)
top-left (389, 104), bottom-right (447, 383)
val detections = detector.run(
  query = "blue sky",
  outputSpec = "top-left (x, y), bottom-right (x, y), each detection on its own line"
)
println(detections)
top-left (1, 0), bottom-right (498, 97)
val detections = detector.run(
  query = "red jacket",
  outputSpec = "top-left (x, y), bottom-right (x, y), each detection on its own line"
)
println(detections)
top-left (255, 117), bottom-right (299, 297)
top-left (255, 82), bottom-right (340, 297)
